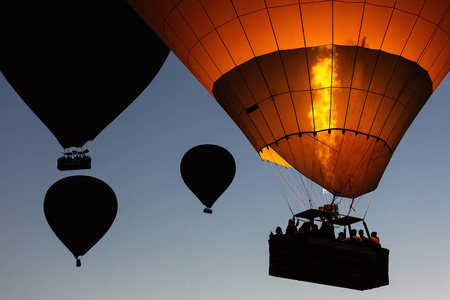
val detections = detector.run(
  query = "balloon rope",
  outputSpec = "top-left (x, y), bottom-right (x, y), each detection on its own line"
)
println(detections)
top-left (363, 191), bottom-right (375, 220)
top-left (347, 198), bottom-right (355, 216)
top-left (274, 164), bottom-right (307, 210)
top-left (286, 167), bottom-right (305, 208)
top-left (263, 160), bottom-right (295, 216)
top-left (299, 174), bottom-right (320, 209)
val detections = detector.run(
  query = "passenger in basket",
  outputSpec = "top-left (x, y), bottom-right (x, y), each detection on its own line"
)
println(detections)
top-left (319, 221), bottom-right (334, 239)
top-left (286, 218), bottom-right (299, 234)
top-left (336, 231), bottom-right (346, 241)
top-left (298, 221), bottom-right (311, 234)
top-left (370, 232), bottom-right (381, 248)
top-left (269, 226), bottom-right (283, 239)
top-left (345, 229), bottom-right (363, 245)
top-left (358, 229), bottom-right (370, 245)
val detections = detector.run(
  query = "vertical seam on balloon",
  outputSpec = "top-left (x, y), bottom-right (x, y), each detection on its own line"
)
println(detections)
top-left (293, 3), bottom-right (305, 134)
top-left (206, 3), bottom-right (269, 148)
top-left (325, 1), bottom-right (338, 193)
top-left (171, 3), bottom-right (218, 87)
top-left (344, 2), bottom-right (366, 132)
top-left (164, 0), bottom-right (185, 55)
top-left (416, 3), bottom-right (448, 66)
top-left (297, 1), bottom-right (321, 194)
top-left (220, 72), bottom-right (267, 149)
top-left (198, 1), bottom-right (261, 135)
top-left (355, 1), bottom-right (397, 136)
top-left (198, 0), bottom-right (239, 69)
top-left (431, 41), bottom-right (450, 88)
top-left (384, 68), bottom-right (430, 149)
top-left (421, 7), bottom-right (450, 77)
top-left (367, 2), bottom-right (425, 137)
top-left (337, 1), bottom-right (367, 197)
top-left (298, 1), bottom-right (316, 135)
top-left (190, 0), bottom-right (232, 78)
top-left (262, 1), bottom-right (291, 141)
top-left (160, 2), bottom-right (203, 85)
top-left (330, 0), bottom-right (335, 132)
top-left (263, 3), bottom-right (302, 172)
top-left (286, 3), bottom-right (308, 137)
top-left (417, 6), bottom-right (449, 72)
top-left (378, 59), bottom-right (431, 146)
top-left (228, 1), bottom-right (279, 145)
top-left (368, 2), bottom-right (427, 143)
top-left (339, 136), bottom-right (379, 198)
top-left (359, 136), bottom-right (389, 198)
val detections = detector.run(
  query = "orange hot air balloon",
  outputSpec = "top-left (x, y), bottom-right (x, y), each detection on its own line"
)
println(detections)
top-left (127, 0), bottom-right (449, 199)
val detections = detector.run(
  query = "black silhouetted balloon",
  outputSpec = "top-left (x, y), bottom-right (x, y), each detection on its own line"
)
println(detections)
top-left (44, 176), bottom-right (118, 266)
top-left (0, 0), bottom-right (169, 148)
top-left (180, 144), bottom-right (236, 213)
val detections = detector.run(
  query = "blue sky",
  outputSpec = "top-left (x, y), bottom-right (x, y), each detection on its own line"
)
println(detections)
top-left (1, 52), bottom-right (449, 300)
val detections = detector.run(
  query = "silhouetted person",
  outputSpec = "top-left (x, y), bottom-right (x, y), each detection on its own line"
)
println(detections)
top-left (319, 221), bottom-right (334, 239)
top-left (270, 226), bottom-right (283, 239)
top-left (298, 221), bottom-right (311, 234)
top-left (371, 231), bottom-right (381, 248)
top-left (358, 229), bottom-right (369, 245)
top-left (337, 231), bottom-right (346, 241)
top-left (286, 218), bottom-right (299, 234)
top-left (346, 229), bottom-right (363, 245)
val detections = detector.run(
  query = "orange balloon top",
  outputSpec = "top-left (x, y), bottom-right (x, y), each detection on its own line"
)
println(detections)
top-left (128, 0), bottom-right (449, 197)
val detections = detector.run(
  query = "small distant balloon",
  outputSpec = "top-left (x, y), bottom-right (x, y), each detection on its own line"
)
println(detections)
top-left (44, 176), bottom-right (118, 267)
top-left (180, 144), bottom-right (236, 213)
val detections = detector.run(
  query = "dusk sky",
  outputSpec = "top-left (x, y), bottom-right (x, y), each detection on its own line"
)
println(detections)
top-left (1, 52), bottom-right (449, 299)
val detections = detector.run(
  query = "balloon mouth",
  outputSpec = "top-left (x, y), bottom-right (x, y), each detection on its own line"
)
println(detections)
top-left (258, 130), bottom-right (393, 198)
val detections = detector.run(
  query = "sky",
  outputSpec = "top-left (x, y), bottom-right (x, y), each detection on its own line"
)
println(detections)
top-left (0, 52), bottom-right (449, 300)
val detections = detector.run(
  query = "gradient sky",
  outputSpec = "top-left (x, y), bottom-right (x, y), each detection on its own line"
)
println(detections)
top-left (1, 52), bottom-right (449, 300)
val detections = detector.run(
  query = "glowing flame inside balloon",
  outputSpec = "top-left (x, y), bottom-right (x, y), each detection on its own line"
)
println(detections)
top-left (309, 50), bottom-right (340, 179)
top-left (309, 54), bottom-right (339, 131)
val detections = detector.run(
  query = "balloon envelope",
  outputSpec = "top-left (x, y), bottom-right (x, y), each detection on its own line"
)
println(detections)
top-left (44, 176), bottom-right (118, 261)
top-left (0, 0), bottom-right (170, 148)
top-left (128, 0), bottom-right (449, 198)
top-left (180, 145), bottom-right (236, 210)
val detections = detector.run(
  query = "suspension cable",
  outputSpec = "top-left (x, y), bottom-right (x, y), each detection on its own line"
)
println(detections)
top-left (274, 164), bottom-right (308, 210)
top-left (263, 160), bottom-right (295, 216)
top-left (347, 197), bottom-right (355, 215)
top-left (363, 191), bottom-right (375, 219)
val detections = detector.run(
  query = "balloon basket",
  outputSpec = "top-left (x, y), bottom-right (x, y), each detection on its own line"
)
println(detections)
top-left (203, 208), bottom-right (212, 214)
top-left (57, 156), bottom-right (91, 171)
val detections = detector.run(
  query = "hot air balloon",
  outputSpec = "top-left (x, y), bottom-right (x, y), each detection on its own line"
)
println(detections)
top-left (180, 144), bottom-right (236, 213)
top-left (0, 0), bottom-right (170, 170)
top-left (126, 0), bottom-right (448, 289)
top-left (44, 175), bottom-right (118, 267)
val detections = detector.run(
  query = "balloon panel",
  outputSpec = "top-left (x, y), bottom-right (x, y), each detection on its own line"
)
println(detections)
top-left (0, 0), bottom-right (169, 148)
top-left (44, 176), bottom-right (117, 259)
top-left (180, 145), bottom-right (236, 208)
